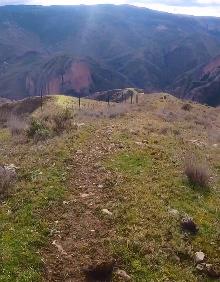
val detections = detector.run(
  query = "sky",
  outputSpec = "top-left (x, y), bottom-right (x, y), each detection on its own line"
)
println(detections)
top-left (0, 0), bottom-right (220, 17)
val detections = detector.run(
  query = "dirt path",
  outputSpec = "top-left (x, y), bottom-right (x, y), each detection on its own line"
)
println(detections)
top-left (42, 125), bottom-right (121, 281)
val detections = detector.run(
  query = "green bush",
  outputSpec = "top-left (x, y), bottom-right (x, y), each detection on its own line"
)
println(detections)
top-left (27, 119), bottom-right (50, 141)
top-left (53, 108), bottom-right (73, 134)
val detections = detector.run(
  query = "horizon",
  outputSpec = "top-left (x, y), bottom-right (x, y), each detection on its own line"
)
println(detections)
top-left (0, 1), bottom-right (220, 17)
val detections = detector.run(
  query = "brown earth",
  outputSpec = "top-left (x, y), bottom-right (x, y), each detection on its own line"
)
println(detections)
top-left (42, 126), bottom-right (123, 281)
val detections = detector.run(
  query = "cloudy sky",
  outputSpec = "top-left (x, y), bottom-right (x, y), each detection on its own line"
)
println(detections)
top-left (0, 0), bottom-right (220, 17)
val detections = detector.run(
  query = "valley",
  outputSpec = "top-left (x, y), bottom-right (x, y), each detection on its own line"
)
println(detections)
top-left (0, 5), bottom-right (220, 105)
top-left (0, 4), bottom-right (220, 281)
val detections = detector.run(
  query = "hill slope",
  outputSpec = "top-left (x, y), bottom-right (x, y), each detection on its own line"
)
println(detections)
top-left (0, 5), bottom-right (220, 104)
top-left (0, 93), bottom-right (219, 281)
top-left (172, 55), bottom-right (220, 106)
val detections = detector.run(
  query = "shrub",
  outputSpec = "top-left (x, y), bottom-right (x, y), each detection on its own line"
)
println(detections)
top-left (0, 165), bottom-right (17, 199)
top-left (7, 115), bottom-right (27, 136)
top-left (27, 119), bottom-right (50, 141)
top-left (159, 127), bottom-right (169, 135)
top-left (184, 157), bottom-right (210, 188)
top-left (53, 109), bottom-right (73, 134)
top-left (182, 103), bottom-right (192, 111)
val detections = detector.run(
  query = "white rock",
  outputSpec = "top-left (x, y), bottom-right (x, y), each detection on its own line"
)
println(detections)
top-left (52, 240), bottom-right (67, 255)
top-left (4, 164), bottom-right (18, 172)
top-left (80, 193), bottom-right (90, 198)
top-left (195, 251), bottom-right (205, 264)
top-left (196, 264), bottom-right (204, 271)
top-left (135, 141), bottom-right (143, 146)
top-left (63, 201), bottom-right (69, 205)
top-left (76, 123), bottom-right (85, 127)
top-left (116, 269), bottom-right (131, 281)
top-left (169, 208), bottom-right (179, 216)
top-left (102, 209), bottom-right (113, 216)
top-left (94, 162), bottom-right (102, 169)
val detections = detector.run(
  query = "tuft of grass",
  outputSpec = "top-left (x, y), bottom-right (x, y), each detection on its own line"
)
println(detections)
top-left (0, 166), bottom-right (17, 199)
top-left (7, 115), bottom-right (27, 136)
top-left (184, 156), bottom-right (210, 188)
top-left (53, 108), bottom-right (73, 134)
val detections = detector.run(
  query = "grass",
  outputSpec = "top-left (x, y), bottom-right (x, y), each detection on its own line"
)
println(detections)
top-left (184, 157), bottom-right (210, 189)
top-left (107, 151), bottom-right (152, 176)
top-left (0, 93), bottom-right (219, 281)
top-left (0, 123), bottom-right (92, 281)
top-left (105, 118), bottom-right (220, 281)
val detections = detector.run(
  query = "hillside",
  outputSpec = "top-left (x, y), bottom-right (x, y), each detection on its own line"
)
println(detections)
top-left (172, 55), bottom-right (220, 106)
top-left (0, 5), bottom-right (220, 104)
top-left (0, 93), bottom-right (219, 281)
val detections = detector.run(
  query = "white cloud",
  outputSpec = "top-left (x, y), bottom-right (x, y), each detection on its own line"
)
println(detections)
top-left (134, 1), bottom-right (220, 16)
top-left (0, 0), bottom-right (220, 17)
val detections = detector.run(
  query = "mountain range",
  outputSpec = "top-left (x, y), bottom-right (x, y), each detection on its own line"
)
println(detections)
top-left (0, 4), bottom-right (220, 105)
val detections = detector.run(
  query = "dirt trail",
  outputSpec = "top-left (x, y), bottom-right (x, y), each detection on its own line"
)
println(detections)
top-left (43, 125), bottom-right (120, 281)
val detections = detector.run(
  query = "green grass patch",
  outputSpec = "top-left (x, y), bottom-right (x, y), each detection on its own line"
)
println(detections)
top-left (0, 129), bottom-right (11, 143)
top-left (0, 127), bottom-right (92, 281)
top-left (107, 150), bottom-right (152, 177)
top-left (108, 136), bottom-right (220, 281)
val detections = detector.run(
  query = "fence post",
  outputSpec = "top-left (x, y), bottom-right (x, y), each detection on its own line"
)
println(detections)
top-left (78, 92), bottom-right (81, 109)
top-left (107, 94), bottom-right (110, 106)
top-left (130, 92), bottom-right (133, 104)
top-left (40, 88), bottom-right (43, 111)
top-left (121, 93), bottom-right (124, 103)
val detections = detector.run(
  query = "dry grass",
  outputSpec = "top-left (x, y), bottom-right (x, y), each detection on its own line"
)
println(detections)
top-left (208, 127), bottom-right (220, 144)
top-left (52, 108), bottom-right (73, 134)
top-left (184, 156), bottom-right (210, 188)
top-left (0, 165), bottom-right (17, 199)
top-left (0, 106), bottom-right (11, 124)
top-left (7, 115), bottom-right (27, 136)
top-left (75, 103), bottom-right (131, 120)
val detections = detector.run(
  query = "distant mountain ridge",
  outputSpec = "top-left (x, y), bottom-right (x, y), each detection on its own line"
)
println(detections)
top-left (0, 5), bottom-right (220, 105)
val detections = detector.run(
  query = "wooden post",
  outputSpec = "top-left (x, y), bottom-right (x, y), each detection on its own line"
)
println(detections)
top-left (136, 94), bottom-right (139, 104)
top-left (130, 92), bottom-right (133, 104)
top-left (107, 94), bottom-right (110, 106)
top-left (78, 92), bottom-right (81, 109)
top-left (40, 87), bottom-right (43, 111)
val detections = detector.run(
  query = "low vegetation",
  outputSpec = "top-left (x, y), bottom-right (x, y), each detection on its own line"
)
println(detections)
top-left (0, 165), bottom-right (17, 199)
top-left (52, 108), bottom-right (73, 134)
top-left (27, 119), bottom-right (50, 141)
top-left (0, 94), bottom-right (219, 281)
top-left (182, 103), bottom-right (193, 111)
top-left (7, 115), bottom-right (27, 136)
top-left (184, 156), bottom-right (211, 188)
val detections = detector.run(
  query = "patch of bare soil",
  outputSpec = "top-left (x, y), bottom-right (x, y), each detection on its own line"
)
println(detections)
top-left (42, 127), bottom-right (122, 281)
